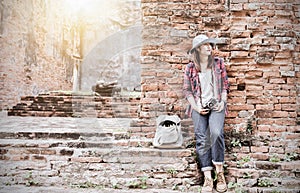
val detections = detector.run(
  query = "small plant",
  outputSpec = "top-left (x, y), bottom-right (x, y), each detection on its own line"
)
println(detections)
top-left (231, 138), bottom-right (242, 148)
top-left (258, 178), bottom-right (273, 187)
top-left (111, 181), bottom-right (120, 189)
top-left (139, 176), bottom-right (148, 189)
top-left (284, 152), bottom-right (298, 162)
top-left (25, 172), bottom-right (38, 187)
top-left (136, 141), bottom-right (143, 147)
top-left (172, 184), bottom-right (178, 190)
top-left (167, 168), bottom-right (178, 177)
top-left (228, 182), bottom-right (244, 193)
top-left (127, 180), bottom-right (139, 189)
top-left (242, 172), bottom-right (252, 179)
top-left (198, 186), bottom-right (202, 192)
top-left (246, 118), bottom-right (253, 134)
top-left (232, 153), bottom-right (238, 161)
top-left (271, 171), bottom-right (281, 178)
top-left (237, 155), bottom-right (251, 168)
top-left (213, 170), bottom-right (218, 182)
top-left (186, 139), bottom-right (196, 148)
top-left (127, 176), bottom-right (148, 189)
top-left (269, 154), bottom-right (280, 163)
top-left (72, 181), bottom-right (103, 189)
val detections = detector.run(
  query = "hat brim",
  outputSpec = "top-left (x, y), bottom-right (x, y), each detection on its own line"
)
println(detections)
top-left (188, 38), bottom-right (217, 54)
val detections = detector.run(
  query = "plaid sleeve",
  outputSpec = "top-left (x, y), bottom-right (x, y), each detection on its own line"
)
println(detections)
top-left (183, 63), bottom-right (193, 99)
top-left (220, 58), bottom-right (230, 94)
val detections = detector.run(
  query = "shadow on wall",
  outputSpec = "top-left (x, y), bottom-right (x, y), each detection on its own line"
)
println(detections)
top-left (79, 25), bottom-right (142, 93)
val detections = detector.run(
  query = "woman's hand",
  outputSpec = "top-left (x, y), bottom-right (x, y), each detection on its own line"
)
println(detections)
top-left (213, 101), bottom-right (225, 112)
top-left (194, 106), bottom-right (210, 115)
top-left (199, 108), bottom-right (210, 115)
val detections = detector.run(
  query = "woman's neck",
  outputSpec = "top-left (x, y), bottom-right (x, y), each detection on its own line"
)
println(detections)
top-left (200, 54), bottom-right (208, 64)
top-left (199, 57), bottom-right (208, 71)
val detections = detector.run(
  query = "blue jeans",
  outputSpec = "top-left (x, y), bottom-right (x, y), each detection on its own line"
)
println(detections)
top-left (191, 109), bottom-right (225, 171)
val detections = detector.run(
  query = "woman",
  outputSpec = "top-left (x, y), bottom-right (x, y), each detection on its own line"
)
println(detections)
top-left (183, 34), bottom-right (229, 193)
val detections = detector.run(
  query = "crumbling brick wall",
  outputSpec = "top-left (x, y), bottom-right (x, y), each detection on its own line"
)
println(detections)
top-left (140, 0), bottom-right (299, 149)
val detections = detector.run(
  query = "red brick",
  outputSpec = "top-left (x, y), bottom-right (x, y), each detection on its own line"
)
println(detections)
top-left (31, 155), bottom-right (46, 161)
top-left (281, 161), bottom-right (300, 171)
top-left (40, 150), bottom-right (56, 155)
top-left (269, 147), bottom-right (285, 154)
top-left (273, 111), bottom-right (289, 118)
top-left (272, 90), bottom-right (290, 96)
top-left (282, 104), bottom-right (297, 111)
top-left (255, 104), bottom-right (274, 110)
top-left (251, 146), bottom-right (269, 153)
top-left (279, 97), bottom-right (296, 103)
top-left (250, 153), bottom-right (269, 161)
top-left (11, 155), bottom-right (30, 161)
top-left (285, 133), bottom-right (300, 140)
top-left (160, 98), bottom-right (176, 104)
top-left (270, 126), bottom-right (286, 132)
top-left (71, 157), bottom-right (103, 163)
top-left (257, 125), bottom-right (271, 132)
top-left (275, 118), bottom-right (297, 126)
top-left (141, 84), bottom-right (158, 92)
top-left (229, 104), bottom-right (255, 111)
top-left (269, 78), bottom-right (286, 84)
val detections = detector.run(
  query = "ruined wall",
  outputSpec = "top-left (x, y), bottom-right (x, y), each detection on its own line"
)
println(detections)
top-left (0, 0), bottom-right (142, 110)
top-left (0, 0), bottom-right (71, 109)
top-left (140, 0), bottom-right (299, 150)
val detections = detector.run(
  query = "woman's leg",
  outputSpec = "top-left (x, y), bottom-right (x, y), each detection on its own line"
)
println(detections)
top-left (192, 110), bottom-right (214, 192)
top-left (209, 109), bottom-right (225, 165)
top-left (192, 110), bottom-right (213, 171)
top-left (209, 109), bottom-right (227, 192)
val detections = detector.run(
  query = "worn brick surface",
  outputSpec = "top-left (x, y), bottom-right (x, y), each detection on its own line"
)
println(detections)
top-left (139, 0), bottom-right (300, 191)
top-left (1, 0), bottom-right (300, 192)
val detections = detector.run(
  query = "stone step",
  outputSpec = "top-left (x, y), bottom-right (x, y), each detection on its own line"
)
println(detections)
top-left (0, 116), bottom-right (195, 190)
top-left (1, 134), bottom-right (299, 190)
top-left (0, 137), bottom-right (153, 149)
top-left (7, 92), bottom-right (140, 118)
top-left (1, 117), bottom-right (299, 191)
top-left (0, 185), bottom-right (197, 193)
top-left (0, 145), bottom-right (197, 189)
top-left (0, 145), bottom-right (192, 164)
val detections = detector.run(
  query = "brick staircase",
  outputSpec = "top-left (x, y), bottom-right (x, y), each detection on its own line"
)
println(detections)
top-left (0, 116), bottom-right (299, 192)
top-left (2, 92), bottom-right (300, 192)
top-left (0, 116), bottom-right (201, 192)
top-left (7, 91), bottom-right (140, 118)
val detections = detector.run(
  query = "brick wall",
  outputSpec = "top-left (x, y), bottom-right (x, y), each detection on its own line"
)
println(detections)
top-left (0, 1), bottom-right (73, 109)
top-left (140, 0), bottom-right (299, 150)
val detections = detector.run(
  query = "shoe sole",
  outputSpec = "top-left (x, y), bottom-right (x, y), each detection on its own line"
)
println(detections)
top-left (216, 187), bottom-right (227, 192)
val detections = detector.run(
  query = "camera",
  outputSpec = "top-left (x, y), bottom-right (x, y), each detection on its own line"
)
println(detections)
top-left (203, 98), bottom-right (217, 110)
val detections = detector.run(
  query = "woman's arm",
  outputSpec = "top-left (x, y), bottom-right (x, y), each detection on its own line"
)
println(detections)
top-left (220, 59), bottom-right (229, 94)
top-left (183, 63), bottom-right (193, 99)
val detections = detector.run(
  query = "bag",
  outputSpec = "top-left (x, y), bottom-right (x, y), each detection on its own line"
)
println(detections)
top-left (153, 115), bottom-right (183, 148)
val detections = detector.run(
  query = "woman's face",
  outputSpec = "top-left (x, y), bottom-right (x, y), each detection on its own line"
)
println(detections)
top-left (197, 43), bottom-right (212, 56)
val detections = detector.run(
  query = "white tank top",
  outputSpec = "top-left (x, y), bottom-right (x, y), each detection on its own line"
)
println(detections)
top-left (197, 69), bottom-right (214, 107)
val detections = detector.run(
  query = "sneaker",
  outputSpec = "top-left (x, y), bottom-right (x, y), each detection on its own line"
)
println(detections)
top-left (216, 172), bottom-right (227, 192)
top-left (201, 177), bottom-right (213, 193)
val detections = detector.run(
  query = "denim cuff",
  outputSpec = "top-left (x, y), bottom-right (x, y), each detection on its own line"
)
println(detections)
top-left (201, 166), bottom-right (213, 172)
top-left (212, 160), bottom-right (224, 165)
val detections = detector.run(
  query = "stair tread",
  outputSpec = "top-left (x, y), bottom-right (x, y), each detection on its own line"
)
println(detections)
top-left (0, 117), bottom-right (134, 133)
top-left (0, 138), bottom-right (155, 148)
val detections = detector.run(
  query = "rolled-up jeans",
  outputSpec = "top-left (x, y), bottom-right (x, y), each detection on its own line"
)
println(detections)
top-left (191, 109), bottom-right (225, 172)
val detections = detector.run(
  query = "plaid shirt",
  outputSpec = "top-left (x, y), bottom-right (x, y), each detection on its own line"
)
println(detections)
top-left (183, 57), bottom-right (230, 117)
